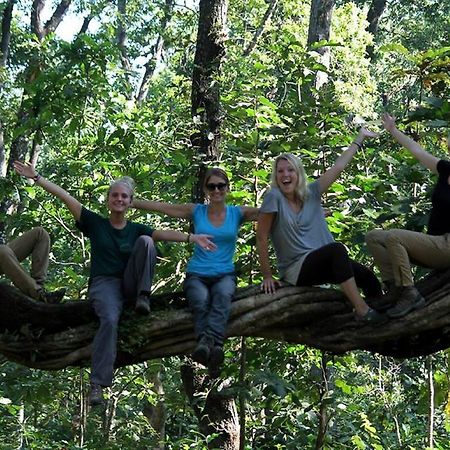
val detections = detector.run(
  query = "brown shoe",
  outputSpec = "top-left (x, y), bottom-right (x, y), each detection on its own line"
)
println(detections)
top-left (387, 286), bottom-right (426, 319)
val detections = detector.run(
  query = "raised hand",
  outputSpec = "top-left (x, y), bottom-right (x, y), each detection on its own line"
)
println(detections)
top-left (13, 161), bottom-right (37, 179)
top-left (381, 113), bottom-right (396, 133)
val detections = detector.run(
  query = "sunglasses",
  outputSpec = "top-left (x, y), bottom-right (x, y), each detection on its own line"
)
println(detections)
top-left (206, 182), bottom-right (228, 192)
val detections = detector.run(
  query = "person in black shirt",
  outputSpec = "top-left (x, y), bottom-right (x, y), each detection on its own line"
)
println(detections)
top-left (366, 114), bottom-right (450, 318)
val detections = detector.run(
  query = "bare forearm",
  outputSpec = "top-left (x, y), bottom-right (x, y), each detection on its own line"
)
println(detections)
top-left (133, 199), bottom-right (193, 219)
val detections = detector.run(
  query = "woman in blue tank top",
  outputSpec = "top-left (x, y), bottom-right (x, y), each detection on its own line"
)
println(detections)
top-left (134, 168), bottom-right (258, 378)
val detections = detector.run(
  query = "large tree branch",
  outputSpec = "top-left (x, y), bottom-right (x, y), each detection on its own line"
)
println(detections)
top-left (243, 0), bottom-right (278, 57)
top-left (43, 0), bottom-right (72, 37)
top-left (1, 269), bottom-right (450, 371)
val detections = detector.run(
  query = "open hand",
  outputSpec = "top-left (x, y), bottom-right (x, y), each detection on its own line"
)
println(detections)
top-left (261, 276), bottom-right (280, 294)
top-left (192, 234), bottom-right (217, 251)
top-left (357, 127), bottom-right (379, 141)
top-left (13, 161), bottom-right (36, 179)
top-left (381, 113), bottom-right (396, 132)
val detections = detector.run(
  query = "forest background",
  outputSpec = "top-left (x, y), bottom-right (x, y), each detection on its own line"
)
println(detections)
top-left (0, 0), bottom-right (449, 449)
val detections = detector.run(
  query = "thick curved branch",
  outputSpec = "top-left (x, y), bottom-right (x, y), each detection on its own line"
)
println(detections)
top-left (1, 269), bottom-right (450, 371)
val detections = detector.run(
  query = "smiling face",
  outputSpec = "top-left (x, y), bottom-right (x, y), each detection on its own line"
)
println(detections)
top-left (204, 174), bottom-right (229, 204)
top-left (275, 158), bottom-right (299, 198)
top-left (108, 183), bottom-right (133, 214)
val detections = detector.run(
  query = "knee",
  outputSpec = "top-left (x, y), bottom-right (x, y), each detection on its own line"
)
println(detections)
top-left (33, 227), bottom-right (50, 244)
top-left (329, 242), bottom-right (348, 258)
top-left (99, 313), bottom-right (120, 330)
top-left (365, 229), bottom-right (386, 246)
top-left (385, 231), bottom-right (401, 248)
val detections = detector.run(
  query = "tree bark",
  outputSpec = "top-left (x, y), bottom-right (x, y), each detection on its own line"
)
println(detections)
top-left (136, 0), bottom-right (175, 105)
top-left (365, 0), bottom-right (387, 59)
top-left (191, 0), bottom-right (228, 161)
top-left (306, 0), bottom-right (335, 89)
top-left (1, 268), bottom-right (450, 370)
top-left (243, 0), bottom-right (278, 56)
top-left (0, 0), bottom-right (15, 178)
top-left (181, 364), bottom-right (240, 449)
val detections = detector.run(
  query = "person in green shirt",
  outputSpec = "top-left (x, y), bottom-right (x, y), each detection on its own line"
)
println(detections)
top-left (14, 160), bottom-right (214, 407)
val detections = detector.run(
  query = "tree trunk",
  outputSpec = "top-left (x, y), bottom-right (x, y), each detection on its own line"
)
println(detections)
top-left (426, 355), bottom-right (434, 448)
top-left (314, 352), bottom-right (331, 449)
top-left (143, 363), bottom-right (167, 449)
top-left (191, 0), bottom-right (228, 161)
top-left (136, 0), bottom-right (175, 105)
top-left (365, 0), bottom-right (387, 59)
top-left (306, 0), bottom-right (335, 89)
top-left (181, 364), bottom-right (240, 450)
top-left (0, 0), bottom-right (72, 236)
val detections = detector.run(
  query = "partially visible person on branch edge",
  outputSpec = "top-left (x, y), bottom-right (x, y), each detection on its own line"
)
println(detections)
top-left (0, 227), bottom-right (65, 303)
top-left (13, 160), bottom-right (214, 406)
top-left (133, 167), bottom-right (258, 378)
top-left (256, 128), bottom-right (386, 324)
top-left (365, 113), bottom-right (450, 319)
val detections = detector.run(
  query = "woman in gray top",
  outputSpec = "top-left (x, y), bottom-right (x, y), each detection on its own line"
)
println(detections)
top-left (256, 128), bottom-right (384, 324)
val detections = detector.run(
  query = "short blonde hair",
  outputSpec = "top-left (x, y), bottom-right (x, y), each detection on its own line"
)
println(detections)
top-left (271, 153), bottom-right (308, 202)
top-left (108, 176), bottom-right (135, 199)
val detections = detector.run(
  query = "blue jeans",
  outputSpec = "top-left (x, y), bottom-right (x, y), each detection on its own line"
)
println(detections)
top-left (184, 272), bottom-right (236, 346)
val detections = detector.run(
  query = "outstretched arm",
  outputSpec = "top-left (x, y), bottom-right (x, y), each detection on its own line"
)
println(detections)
top-left (382, 113), bottom-right (439, 174)
top-left (318, 128), bottom-right (378, 194)
top-left (133, 199), bottom-right (194, 219)
top-left (14, 161), bottom-right (82, 221)
top-left (152, 229), bottom-right (216, 251)
top-left (256, 212), bottom-right (280, 294)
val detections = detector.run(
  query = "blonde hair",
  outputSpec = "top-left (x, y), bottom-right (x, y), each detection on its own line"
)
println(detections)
top-left (271, 153), bottom-right (308, 202)
top-left (107, 176), bottom-right (135, 199)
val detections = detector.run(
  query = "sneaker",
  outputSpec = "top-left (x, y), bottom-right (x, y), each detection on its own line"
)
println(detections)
top-left (135, 294), bottom-right (151, 315)
top-left (387, 286), bottom-right (426, 319)
top-left (192, 334), bottom-right (214, 366)
top-left (356, 308), bottom-right (388, 326)
top-left (208, 345), bottom-right (224, 379)
top-left (38, 288), bottom-right (66, 304)
top-left (88, 383), bottom-right (104, 407)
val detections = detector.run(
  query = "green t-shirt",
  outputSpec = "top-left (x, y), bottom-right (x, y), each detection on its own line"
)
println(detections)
top-left (76, 207), bottom-right (154, 279)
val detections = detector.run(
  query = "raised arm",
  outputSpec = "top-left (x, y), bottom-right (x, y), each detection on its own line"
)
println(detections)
top-left (13, 161), bottom-right (82, 221)
top-left (133, 199), bottom-right (194, 219)
top-left (382, 113), bottom-right (439, 174)
top-left (318, 128), bottom-right (378, 194)
top-left (256, 212), bottom-right (280, 294)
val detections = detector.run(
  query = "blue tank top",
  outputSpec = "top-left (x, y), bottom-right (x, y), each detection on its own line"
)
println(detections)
top-left (186, 204), bottom-right (243, 276)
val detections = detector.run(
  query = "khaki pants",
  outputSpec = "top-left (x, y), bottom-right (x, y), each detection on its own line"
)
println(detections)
top-left (0, 227), bottom-right (50, 299)
top-left (365, 228), bottom-right (450, 286)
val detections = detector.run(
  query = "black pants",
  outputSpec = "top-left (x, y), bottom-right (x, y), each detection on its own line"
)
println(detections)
top-left (296, 242), bottom-right (382, 298)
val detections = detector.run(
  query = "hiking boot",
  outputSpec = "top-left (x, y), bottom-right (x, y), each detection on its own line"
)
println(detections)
top-left (208, 345), bottom-right (225, 379)
top-left (135, 294), bottom-right (151, 315)
top-left (37, 288), bottom-right (66, 304)
top-left (356, 308), bottom-right (388, 326)
top-left (192, 334), bottom-right (214, 366)
top-left (387, 286), bottom-right (426, 319)
top-left (88, 383), bottom-right (104, 407)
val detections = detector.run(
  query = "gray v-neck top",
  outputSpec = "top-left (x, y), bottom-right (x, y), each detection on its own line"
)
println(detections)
top-left (260, 181), bottom-right (334, 284)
